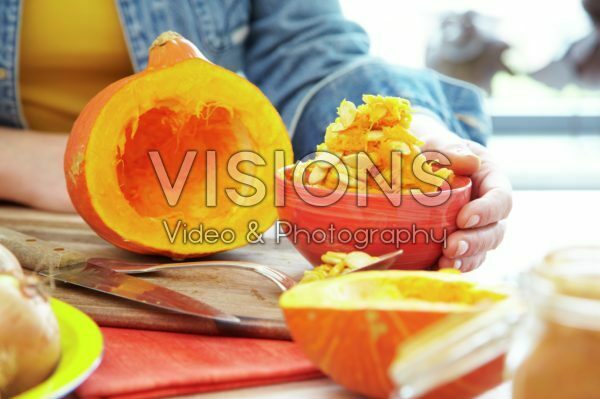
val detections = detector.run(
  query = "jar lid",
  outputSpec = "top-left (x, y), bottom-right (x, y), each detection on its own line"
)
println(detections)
top-left (536, 246), bottom-right (600, 299)
top-left (544, 246), bottom-right (600, 265)
top-left (526, 248), bottom-right (600, 329)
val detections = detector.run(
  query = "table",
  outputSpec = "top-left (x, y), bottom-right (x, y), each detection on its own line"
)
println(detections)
top-left (186, 190), bottom-right (600, 398)
top-left (3, 190), bottom-right (599, 398)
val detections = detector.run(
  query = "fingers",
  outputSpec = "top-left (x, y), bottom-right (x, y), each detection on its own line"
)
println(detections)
top-left (410, 113), bottom-right (481, 176)
top-left (457, 187), bottom-right (513, 229)
top-left (446, 143), bottom-right (481, 176)
top-left (438, 252), bottom-right (487, 272)
top-left (409, 115), bottom-right (512, 272)
top-left (457, 146), bottom-right (513, 229)
top-left (423, 135), bottom-right (481, 176)
top-left (443, 222), bottom-right (507, 259)
top-left (439, 222), bottom-right (507, 272)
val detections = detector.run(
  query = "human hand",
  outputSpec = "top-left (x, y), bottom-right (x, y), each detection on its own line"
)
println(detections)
top-left (411, 113), bottom-right (513, 272)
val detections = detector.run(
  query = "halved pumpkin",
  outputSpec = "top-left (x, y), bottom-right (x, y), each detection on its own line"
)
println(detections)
top-left (280, 271), bottom-right (507, 398)
top-left (65, 32), bottom-right (293, 258)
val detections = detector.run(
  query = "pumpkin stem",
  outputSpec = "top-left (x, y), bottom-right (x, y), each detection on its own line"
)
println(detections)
top-left (150, 31), bottom-right (183, 50)
top-left (147, 31), bottom-right (209, 70)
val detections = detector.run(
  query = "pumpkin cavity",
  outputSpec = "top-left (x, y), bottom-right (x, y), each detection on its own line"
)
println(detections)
top-left (116, 102), bottom-right (252, 220)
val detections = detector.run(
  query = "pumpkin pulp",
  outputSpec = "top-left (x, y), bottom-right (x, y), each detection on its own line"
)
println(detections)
top-left (117, 104), bottom-right (252, 219)
top-left (281, 271), bottom-right (505, 310)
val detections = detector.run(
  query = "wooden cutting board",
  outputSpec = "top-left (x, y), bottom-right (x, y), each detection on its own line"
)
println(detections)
top-left (0, 205), bottom-right (311, 340)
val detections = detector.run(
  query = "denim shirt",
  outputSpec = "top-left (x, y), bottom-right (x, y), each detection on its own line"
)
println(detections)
top-left (0, 0), bottom-right (490, 157)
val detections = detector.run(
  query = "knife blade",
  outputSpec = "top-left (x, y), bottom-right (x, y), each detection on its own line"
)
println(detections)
top-left (0, 227), bottom-right (239, 323)
top-left (42, 261), bottom-right (239, 323)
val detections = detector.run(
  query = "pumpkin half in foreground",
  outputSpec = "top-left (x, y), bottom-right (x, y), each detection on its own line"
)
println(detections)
top-left (65, 32), bottom-right (293, 258)
top-left (280, 271), bottom-right (507, 398)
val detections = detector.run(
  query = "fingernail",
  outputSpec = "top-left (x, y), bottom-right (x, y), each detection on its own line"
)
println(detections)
top-left (453, 259), bottom-right (463, 270)
top-left (465, 215), bottom-right (480, 228)
top-left (456, 240), bottom-right (469, 256)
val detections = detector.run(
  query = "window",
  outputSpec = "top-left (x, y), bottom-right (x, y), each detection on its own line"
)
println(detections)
top-left (341, 0), bottom-right (600, 189)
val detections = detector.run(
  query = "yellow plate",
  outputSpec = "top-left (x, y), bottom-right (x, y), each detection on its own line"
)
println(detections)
top-left (15, 298), bottom-right (103, 399)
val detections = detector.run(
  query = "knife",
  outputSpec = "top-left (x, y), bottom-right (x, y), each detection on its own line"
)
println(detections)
top-left (0, 227), bottom-right (239, 323)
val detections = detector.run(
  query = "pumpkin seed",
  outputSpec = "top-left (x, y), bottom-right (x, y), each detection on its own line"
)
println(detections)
top-left (329, 261), bottom-right (347, 276)
top-left (308, 166), bottom-right (328, 184)
top-left (314, 152), bottom-right (342, 170)
top-left (356, 152), bottom-right (374, 171)
top-left (342, 153), bottom-right (358, 166)
top-left (366, 130), bottom-right (384, 141)
top-left (345, 251), bottom-right (378, 269)
top-left (321, 251), bottom-right (347, 265)
top-left (292, 162), bottom-right (309, 182)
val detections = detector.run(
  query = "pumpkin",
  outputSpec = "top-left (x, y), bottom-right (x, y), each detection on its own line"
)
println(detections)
top-left (279, 271), bottom-right (507, 398)
top-left (65, 31), bottom-right (292, 258)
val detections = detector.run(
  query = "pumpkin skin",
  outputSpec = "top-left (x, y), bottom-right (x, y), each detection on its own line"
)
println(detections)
top-left (280, 271), bottom-right (507, 398)
top-left (65, 32), bottom-right (293, 258)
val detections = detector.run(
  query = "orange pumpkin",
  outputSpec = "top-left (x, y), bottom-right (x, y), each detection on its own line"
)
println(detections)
top-left (65, 32), bottom-right (292, 258)
top-left (279, 271), bottom-right (507, 398)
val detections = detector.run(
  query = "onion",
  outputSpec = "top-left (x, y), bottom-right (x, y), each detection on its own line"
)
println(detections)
top-left (0, 244), bottom-right (22, 278)
top-left (0, 245), bottom-right (61, 397)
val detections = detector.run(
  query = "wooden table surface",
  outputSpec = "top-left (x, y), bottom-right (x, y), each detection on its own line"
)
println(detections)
top-left (2, 190), bottom-right (599, 398)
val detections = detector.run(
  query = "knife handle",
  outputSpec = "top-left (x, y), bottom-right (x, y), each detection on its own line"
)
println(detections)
top-left (0, 227), bottom-right (86, 272)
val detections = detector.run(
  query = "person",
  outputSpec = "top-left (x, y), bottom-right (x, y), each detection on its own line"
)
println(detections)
top-left (0, 0), bottom-right (511, 272)
top-left (426, 11), bottom-right (513, 94)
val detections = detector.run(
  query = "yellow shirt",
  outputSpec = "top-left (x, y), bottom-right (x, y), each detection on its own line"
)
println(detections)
top-left (20, 0), bottom-right (133, 132)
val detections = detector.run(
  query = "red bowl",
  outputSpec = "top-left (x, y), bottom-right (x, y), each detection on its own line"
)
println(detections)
top-left (275, 166), bottom-right (471, 269)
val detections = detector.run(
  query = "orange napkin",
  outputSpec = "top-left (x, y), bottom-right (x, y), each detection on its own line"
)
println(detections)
top-left (76, 327), bottom-right (322, 399)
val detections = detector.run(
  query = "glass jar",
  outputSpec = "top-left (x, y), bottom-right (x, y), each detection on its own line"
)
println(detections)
top-left (508, 247), bottom-right (600, 399)
top-left (391, 247), bottom-right (600, 399)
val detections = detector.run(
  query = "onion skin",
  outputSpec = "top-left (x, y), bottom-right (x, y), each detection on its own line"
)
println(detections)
top-left (0, 274), bottom-right (61, 397)
top-left (0, 244), bottom-right (22, 278)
